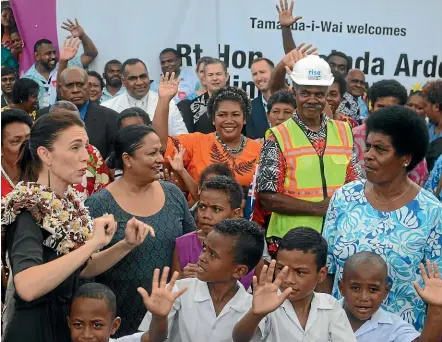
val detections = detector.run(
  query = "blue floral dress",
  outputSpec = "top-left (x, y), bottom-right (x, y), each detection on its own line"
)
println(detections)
top-left (323, 179), bottom-right (442, 331)
top-left (425, 155), bottom-right (442, 202)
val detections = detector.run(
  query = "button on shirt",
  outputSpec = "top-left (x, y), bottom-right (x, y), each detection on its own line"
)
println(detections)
top-left (151, 68), bottom-right (198, 104)
top-left (23, 56), bottom-right (83, 108)
top-left (100, 86), bottom-right (126, 103)
top-left (338, 300), bottom-right (420, 342)
top-left (261, 293), bottom-right (356, 342)
top-left (138, 278), bottom-right (263, 342)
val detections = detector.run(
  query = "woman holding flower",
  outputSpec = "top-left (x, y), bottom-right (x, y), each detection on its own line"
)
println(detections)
top-left (1, 112), bottom-right (154, 342)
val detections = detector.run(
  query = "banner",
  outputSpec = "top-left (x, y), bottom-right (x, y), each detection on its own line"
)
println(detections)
top-left (15, 0), bottom-right (442, 96)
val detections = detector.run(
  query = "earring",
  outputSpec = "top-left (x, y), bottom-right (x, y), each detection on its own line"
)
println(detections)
top-left (404, 163), bottom-right (408, 167)
top-left (47, 169), bottom-right (51, 188)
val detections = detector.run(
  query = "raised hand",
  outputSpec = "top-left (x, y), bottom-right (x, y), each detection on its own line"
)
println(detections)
top-left (413, 260), bottom-right (442, 307)
top-left (124, 217), bottom-right (155, 247)
top-left (252, 259), bottom-right (292, 315)
top-left (138, 267), bottom-right (188, 317)
top-left (182, 263), bottom-right (199, 279)
top-left (277, 0), bottom-right (302, 27)
top-left (61, 18), bottom-right (85, 39)
top-left (91, 214), bottom-right (117, 250)
top-left (167, 145), bottom-right (186, 173)
top-left (158, 72), bottom-right (181, 101)
top-left (59, 37), bottom-right (81, 62)
top-left (282, 43), bottom-right (319, 74)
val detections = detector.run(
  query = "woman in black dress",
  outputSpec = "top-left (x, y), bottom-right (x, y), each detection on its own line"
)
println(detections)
top-left (1, 111), bottom-right (154, 342)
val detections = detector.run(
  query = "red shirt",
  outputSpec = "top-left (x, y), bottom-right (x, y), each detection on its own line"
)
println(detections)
top-left (1, 175), bottom-right (13, 198)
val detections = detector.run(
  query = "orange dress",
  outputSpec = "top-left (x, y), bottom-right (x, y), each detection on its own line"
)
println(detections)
top-left (165, 132), bottom-right (261, 187)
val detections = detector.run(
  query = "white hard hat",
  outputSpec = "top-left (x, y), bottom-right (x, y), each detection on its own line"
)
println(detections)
top-left (289, 55), bottom-right (334, 86)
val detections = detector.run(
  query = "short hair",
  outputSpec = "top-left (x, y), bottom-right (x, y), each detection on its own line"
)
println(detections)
top-left (72, 283), bottom-right (117, 319)
top-left (195, 56), bottom-right (213, 73)
top-left (33, 38), bottom-right (53, 53)
top-left (199, 163), bottom-right (234, 186)
top-left (117, 107), bottom-right (152, 129)
top-left (49, 100), bottom-right (79, 114)
top-left (250, 57), bottom-right (275, 69)
top-left (104, 59), bottom-right (122, 72)
top-left (367, 79), bottom-right (408, 107)
top-left (159, 48), bottom-right (180, 59)
top-left (422, 80), bottom-right (442, 109)
top-left (60, 66), bottom-right (88, 85)
top-left (278, 227), bottom-right (328, 271)
top-left (11, 78), bottom-right (39, 104)
top-left (121, 58), bottom-right (147, 75)
top-left (332, 70), bottom-right (347, 97)
top-left (366, 105), bottom-right (429, 171)
top-left (343, 251), bottom-right (388, 282)
top-left (327, 51), bottom-right (350, 72)
top-left (1, 108), bottom-right (33, 141)
top-left (201, 175), bottom-right (243, 209)
top-left (214, 218), bottom-right (264, 273)
top-left (203, 57), bottom-right (228, 74)
top-left (1, 66), bottom-right (16, 78)
top-left (267, 90), bottom-right (297, 113)
top-left (87, 70), bottom-right (105, 90)
top-left (207, 86), bottom-right (252, 120)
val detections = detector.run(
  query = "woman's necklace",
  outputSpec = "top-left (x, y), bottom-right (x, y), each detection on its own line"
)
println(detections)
top-left (370, 181), bottom-right (412, 205)
top-left (215, 132), bottom-right (246, 154)
top-left (1, 165), bottom-right (16, 188)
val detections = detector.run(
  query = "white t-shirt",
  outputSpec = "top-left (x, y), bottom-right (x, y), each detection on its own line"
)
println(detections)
top-left (110, 332), bottom-right (144, 341)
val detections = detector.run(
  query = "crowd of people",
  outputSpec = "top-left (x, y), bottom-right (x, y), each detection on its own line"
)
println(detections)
top-left (1, 0), bottom-right (442, 341)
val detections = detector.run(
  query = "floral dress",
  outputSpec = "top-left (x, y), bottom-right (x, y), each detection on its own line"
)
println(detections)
top-left (323, 179), bottom-right (442, 331)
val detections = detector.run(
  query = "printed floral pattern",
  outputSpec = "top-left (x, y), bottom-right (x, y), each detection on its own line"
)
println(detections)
top-left (323, 179), bottom-right (442, 331)
top-left (1, 182), bottom-right (93, 255)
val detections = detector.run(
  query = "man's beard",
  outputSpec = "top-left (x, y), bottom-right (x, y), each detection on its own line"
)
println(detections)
top-left (41, 59), bottom-right (57, 71)
top-left (107, 77), bottom-right (122, 88)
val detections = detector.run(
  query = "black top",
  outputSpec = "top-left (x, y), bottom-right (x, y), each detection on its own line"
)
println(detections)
top-left (178, 93), bottom-right (214, 134)
top-left (4, 211), bottom-right (80, 342)
top-left (247, 95), bottom-right (270, 140)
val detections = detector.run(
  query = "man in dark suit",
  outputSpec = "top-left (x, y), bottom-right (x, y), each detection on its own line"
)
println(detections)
top-left (247, 58), bottom-right (275, 139)
top-left (36, 66), bottom-right (118, 159)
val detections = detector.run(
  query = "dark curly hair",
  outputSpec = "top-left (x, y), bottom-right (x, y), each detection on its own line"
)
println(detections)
top-left (367, 79), bottom-right (408, 107)
top-left (199, 163), bottom-right (233, 186)
top-left (267, 90), bottom-right (297, 113)
top-left (201, 175), bottom-right (243, 209)
top-left (1, 108), bottom-right (33, 142)
top-left (214, 218), bottom-right (264, 273)
top-left (207, 86), bottom-right (252, 120)
top-left (87, 70), bottom-right (105, 90)
top-left (277, 227), bottom-right (328, 271)
top-left (117, 107), bottom-right (152, 129)
top-left (366, 105), bottom-right (429, 171)
top-left (11, 78), bottom-right (39, 104)
top-left (332, 70), bottom-right (347, 97)
top-left (422, 79), bottom-right (442, 109)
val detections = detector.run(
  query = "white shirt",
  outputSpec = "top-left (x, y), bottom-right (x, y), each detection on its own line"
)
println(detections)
top-left (261, 293), bottom-right (356, 342)
top-left (102, 90), bottom-right (188, 136)
top-left (138, 278), bottom-right (263, 342)
top-left (110, 332), bottom-right (144, 341)
top-left (338, 299), bottom-right (420, 342)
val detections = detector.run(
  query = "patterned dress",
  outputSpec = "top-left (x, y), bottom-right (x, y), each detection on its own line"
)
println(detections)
top-left (85, 181), bottom-right (196, 337)
top-left (323, 179), bottom-right (442, 331)
top-left (425, 155), bottom-right (442, 202)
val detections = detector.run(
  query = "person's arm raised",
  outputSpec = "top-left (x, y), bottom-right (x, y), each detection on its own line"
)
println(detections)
top-left (80, 217), bottom-right (155, 278)
top-left (13, 215), bottom-right (116, 302)
top-left (152, 72), bottom-right (181, 149)
top-left (61, 19), bottom-right (98, 67)
top-left (56, 37), bottom-right (81, 88)
top-left (232, 260), bottom-right (292, 342)
top-left (277, 0), bottom-right (302, 53)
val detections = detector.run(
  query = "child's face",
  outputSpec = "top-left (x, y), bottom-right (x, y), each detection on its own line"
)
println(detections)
top-left (197, 189), bottom-right (241, 235)
top-left (275, 249), bottom-right (327, 303)
top-left (338, 264), bottom-right (389, 322)
top-left (197, 231), bottom-right (248, 283)
top-left (371, 96), bottom-right (401, 112)
top-left (69, 297), bottom-right (120, 342)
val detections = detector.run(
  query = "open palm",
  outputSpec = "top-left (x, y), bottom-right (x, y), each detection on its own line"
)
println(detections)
top-left (138, 267), bottom-right (187, 317)
top-left (252, 260), bottom-right (293, 315)
top-left (61, 19), bottom-right (85, 38)
top-left (158, 72), bottom-right (181, 100)
top-left (414, 260), bottom-right (442, 307)
top-left (167, 146), bottom-right (186, 173)
top-left (59, 37), bottom-right (81, 62)
top-left (277, 0), bottom-right (302, 27)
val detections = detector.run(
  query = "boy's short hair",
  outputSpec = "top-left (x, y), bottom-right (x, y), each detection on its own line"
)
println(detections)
top-left (214, 218), bottom-right (264, 273)
top-left (343, 251), bottom-right (388, 281)
top-left (73, 283), bottom-right (117, 318)
top-left (367, 79), bottom-right (408, 107)
top-left (201, 175), bottom-right (243, 209)
top-left (278, 227), bottom-right (327, 271)
top-left (199, 163), bottom-right (234, 186)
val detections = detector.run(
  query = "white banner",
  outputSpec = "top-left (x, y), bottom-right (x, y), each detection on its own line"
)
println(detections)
top-left (56, 0), bottom-right (442, 97)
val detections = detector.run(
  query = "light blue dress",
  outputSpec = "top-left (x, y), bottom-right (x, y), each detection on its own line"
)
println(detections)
top-left (425, 155), bottom-right (442, 202)
top-left (323, 179), bottom-right (442, 331)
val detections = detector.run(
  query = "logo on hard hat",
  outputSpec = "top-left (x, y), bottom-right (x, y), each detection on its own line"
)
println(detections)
top-left (308, 69), bottom-right (322, 80)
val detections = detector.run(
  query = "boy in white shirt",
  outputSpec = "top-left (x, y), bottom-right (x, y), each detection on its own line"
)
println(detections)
top-left (233, 227), bottom-right (356, 342)
top-left (137, 218), bottom-right (265, 342)
top-left (68, 283), bottom-right (147, 342)
top-left (338, 251), bottom-right (442, 342)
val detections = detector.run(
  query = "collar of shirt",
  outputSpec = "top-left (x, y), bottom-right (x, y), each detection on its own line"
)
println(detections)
top-left (127, 92), bottom-right (149, 108)
top-left (292, 111), bottom-right (329, 134)
top-left (78, 100), bottom-right (90, 121)
top-left (261, 94), bottom-right (268, 112)
top-left (101, 86), bottom-right (126, 99)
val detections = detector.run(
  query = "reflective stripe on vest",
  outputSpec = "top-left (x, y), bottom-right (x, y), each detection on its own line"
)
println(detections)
top-left (266, 118), bottom-right (354, 237)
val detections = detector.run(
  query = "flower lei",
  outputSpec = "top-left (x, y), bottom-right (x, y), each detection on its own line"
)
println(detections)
top-left (1, 182), bottom-right (93, 255)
